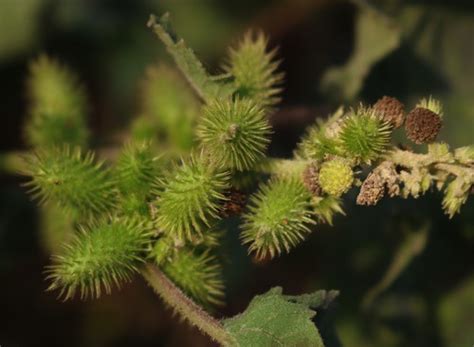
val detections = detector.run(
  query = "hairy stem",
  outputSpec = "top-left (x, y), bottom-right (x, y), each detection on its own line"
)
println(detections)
top-left (435, 162), bottom-right (474, 178)
top-left (387, 148), bottom-right (474, 179)
top-left (255, 158), bottom-right (309, 178)
top-left (141, 263), bottom-right (236, 347)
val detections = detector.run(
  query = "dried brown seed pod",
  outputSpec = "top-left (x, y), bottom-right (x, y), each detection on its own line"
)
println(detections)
top-left (356, 171), bottom-right (385, 206)
top-left (302, 162), bottom-right (322, 196)
top-left (357, 161), bottom-right (400, 205)
top-left (405, 107), bottom-right (442, 144)
top-left (220, 188), bottom-right (247, 217)
top-left (373, 96), bottom-right (405, 128)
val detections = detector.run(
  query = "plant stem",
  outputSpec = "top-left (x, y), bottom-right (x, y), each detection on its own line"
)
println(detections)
top-left (255, 158), bottom-right (309, 177)
top-left (435, 163), bottom-right (474, 178)
top-left (141, 263), bottom-right (236, 347)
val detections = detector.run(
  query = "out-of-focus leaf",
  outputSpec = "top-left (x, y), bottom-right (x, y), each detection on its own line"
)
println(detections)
top-left (362, 223), bottom-right (429, 308)
top-left (223, 287), bottom-right (337, 346)
top-left (0, 0), bottom-right (44, 61)
top-left (321, 5), bottom-right (400, 101)
top-left (439, 276), bottom-right (474, 347)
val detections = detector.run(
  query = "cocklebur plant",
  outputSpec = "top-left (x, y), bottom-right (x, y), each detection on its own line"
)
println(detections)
top-left (13, 12), bottom-right (473, 347)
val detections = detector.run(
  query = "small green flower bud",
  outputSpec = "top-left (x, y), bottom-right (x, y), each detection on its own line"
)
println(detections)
top-left (318, 159), bottom-right (354, 197)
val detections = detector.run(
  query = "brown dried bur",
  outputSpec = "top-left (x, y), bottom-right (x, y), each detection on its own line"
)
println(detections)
top-left (373, 96), bottom-right (405, 128)
top-left (302, 161), bottom-right (322, 196)
top-left (220, 188), bottom-right (247, 217)
top-left (405, 107), bottom-right (442, 144)
top-left (357, 161), bottom-right (399, 205)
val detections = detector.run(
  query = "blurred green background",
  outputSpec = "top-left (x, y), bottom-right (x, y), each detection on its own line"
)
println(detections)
top-left (0, 0), bottom-right (473, 346)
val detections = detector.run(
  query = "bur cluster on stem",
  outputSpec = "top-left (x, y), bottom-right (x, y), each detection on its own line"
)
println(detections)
top-left (13, 12), bottom-right (474, 347)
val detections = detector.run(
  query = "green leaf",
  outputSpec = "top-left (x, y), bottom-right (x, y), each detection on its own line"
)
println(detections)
top-left (223, 287), bottom-right (331, 347)
top-left (147, 13), bottom-right (234, 102)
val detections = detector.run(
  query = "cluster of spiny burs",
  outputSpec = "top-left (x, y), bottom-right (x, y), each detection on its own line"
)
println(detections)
top-left (20, 13), bottom-right (473, 313)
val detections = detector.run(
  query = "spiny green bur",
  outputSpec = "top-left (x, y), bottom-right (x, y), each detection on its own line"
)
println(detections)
top-left (224, 31), bottom-right (283, 109)
top-left (26, 55), bottom-right (88, 148)
top-left (47, 218), bottom-right (151, 300)
top-left (241, 179), bottom-right (314, 259)
top-left (154, 155), bottom-right (229, 242)
top-left (340, 108), bottom-right (391, 163)
top-left (198, 98), bottom-right (271, 171)
top-left (23, 146), bottom-right (113, 217)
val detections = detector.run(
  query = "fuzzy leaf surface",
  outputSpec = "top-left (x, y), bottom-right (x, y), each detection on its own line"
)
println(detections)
top-left (223, 287), bottom-right (327, 347)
